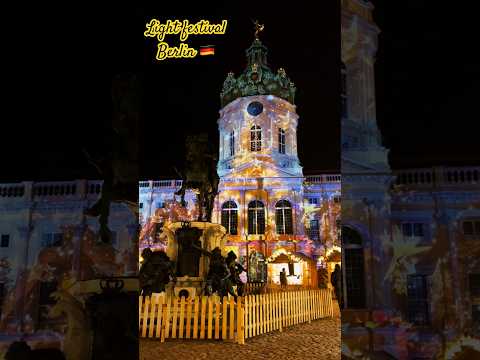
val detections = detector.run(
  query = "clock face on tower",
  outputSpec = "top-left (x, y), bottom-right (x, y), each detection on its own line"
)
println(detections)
top-left (247, 101), bottom-right (263, 116)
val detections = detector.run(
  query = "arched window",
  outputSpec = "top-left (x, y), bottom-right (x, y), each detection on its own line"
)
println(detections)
top-left (229, 130), bottom-right (235, 157)
top-left (221, 201), bottom-right (238, 235)
top-left (278, 128), bottom-right (286, 154)
top-left (250, 125), bottom-right (262, 151)
top-left (341, 62), bottom-right (348, 119)
top-left (275, 200), bottom-right (293, 234)
top-left (248, 200), bottom-right (265, 234)
top-left (341, 226), bottom-right (365, 309)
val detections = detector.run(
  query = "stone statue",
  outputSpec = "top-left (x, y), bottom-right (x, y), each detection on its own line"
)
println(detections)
top-left (226, 251), bottom-right (246, 296)
top-left (175, 133), bottom-right (219, 222)
top-left (222, 72), bottom-right (236, 94)
top-left (83, 73), bottom-right (140, 243)
top-left (204, 247), bottom-right (237, 299)
top-left (49, 290), bottom-right (92, 360)
top-left (139, 248), bottom-right (176, 296)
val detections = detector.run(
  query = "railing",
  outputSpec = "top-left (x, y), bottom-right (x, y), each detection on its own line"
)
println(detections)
top-left (0, 184), bottom-right (25, 198)
top-left (394, 166), bottom-right (480, 187)
top-left (305, 175), bottom-right (341, 184)
top-left (139, 289), bottom-right (333, 344)
top-left (139, 180), bottom-right (182, 189)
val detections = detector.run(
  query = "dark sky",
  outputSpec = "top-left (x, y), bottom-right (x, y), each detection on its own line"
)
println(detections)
top-left (0, 2), bottom-right (339, 183)
top-left (3, 1), bottom-right (477, 183)
top-left (140, 3), bottom-right (340, 178)
top-left (373, 0), bottom-right (480, 168)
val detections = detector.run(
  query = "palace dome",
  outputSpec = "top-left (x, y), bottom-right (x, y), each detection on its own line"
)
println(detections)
top-left (220, 37), bottom-right (296, 107)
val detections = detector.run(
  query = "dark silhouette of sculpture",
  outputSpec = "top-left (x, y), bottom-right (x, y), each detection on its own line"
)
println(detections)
top-left (226, 251), bottom-right (246, 296)
top-left (203, 247), bottom-right (237, 299)
top-left (175, 133), bottom-right (219, 222)
top-left (85, 278), bottom-right (138, 360)
top-left (83, 73), bottom-right (140, 243)
top-left (175, 223), bottom-right (204, 277)
top-left (139, 249), bottom-right (176, 296)
top-left (5, 340), bottom-right (65, 360)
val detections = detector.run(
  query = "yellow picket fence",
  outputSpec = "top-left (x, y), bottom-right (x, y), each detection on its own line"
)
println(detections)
top-left (139, 289), bottom-right (333, 344)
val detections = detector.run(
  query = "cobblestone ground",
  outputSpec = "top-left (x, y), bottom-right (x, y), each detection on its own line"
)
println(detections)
top-left (140, 316), bottom-right (340, 360)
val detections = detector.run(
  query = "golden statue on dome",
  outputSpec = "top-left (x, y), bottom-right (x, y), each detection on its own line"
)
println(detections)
top-left (253, 20), bottom-right (264, 40)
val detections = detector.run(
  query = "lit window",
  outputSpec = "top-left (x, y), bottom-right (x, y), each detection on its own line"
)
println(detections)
top-left (309, 219), bottom-right (320, 240)
top-left (275, 200), bottom-right (293, 234)
top-left (229, 131), bottom-right (235, 157)
top-left (250, 125), bottom-right (262, 152)
top-left (248, 200), bottom-right (265, 234)
top-left (221, 201), bottom-right (238, 235)
top-left (278, 128), bottom-right (286, 154)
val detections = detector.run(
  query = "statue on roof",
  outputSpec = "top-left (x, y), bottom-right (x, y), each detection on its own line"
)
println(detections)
top-left (253, 20), bottom-right (264, 40)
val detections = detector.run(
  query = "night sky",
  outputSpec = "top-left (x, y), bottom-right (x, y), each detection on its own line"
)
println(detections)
top-left (1, 2), bottom-right (478, 183)
top-left (374, 0), bottom-right (480, 168)
top-left (0, 3), bottom-right (339, 183)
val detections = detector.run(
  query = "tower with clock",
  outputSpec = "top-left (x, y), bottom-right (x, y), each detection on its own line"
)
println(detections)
top-left (217, 29), bottom-right (302, 180)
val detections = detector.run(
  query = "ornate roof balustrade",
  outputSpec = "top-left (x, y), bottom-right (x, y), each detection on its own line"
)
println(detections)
top-left (393, 166), bottom-right (480, 189)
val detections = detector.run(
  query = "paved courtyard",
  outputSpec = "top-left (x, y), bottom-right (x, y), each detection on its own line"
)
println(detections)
top-left (140, 316), bottom-right (340, 360)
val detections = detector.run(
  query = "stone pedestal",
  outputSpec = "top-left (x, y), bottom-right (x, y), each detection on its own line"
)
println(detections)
top-left (163, 221), bottom-right (226, 297)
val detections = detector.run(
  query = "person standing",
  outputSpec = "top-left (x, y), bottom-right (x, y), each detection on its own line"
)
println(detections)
top-left (331, 264), bottom-right (343, 308)
top-left (280, 268), bottom-right (288, 289)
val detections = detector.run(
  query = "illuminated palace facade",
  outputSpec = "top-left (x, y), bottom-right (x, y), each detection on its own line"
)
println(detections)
top-left (342, 1), bottom-right (480, 358)
top-left (0, 181), bottom-right (137, 335)
top-left (139, 36), bottom-right (341, 288)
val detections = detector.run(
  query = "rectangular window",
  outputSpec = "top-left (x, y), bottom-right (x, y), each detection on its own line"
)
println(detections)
top-left (407, 274), bottom-right (429, 325)
top-left (402, 223), bottom-right (413, 237)
top-left (41, 233), bottom-right (63, 248)
top-left (463, 220), bottom-right (480, 238)
top-left (139, 202), bottom-right (143, 209)
top-left (111, 231), bottom-right (117, 245)
top-left (0, 282), bottom-right (4, 319)
top-left (229, 131), bottom-right (235, 157)
top-left (278, 128), bottom-right (286, 154)
top-left (470, 274), bottom-right (480, 298)
top-left (0, 234), bottom-right (9, 248)
top-left (250, 127), bottom-right (262, 152)
top-left (308, 197), bottom-right (319, 205)
top-left (309, 219), bottom-right (320, 241)
top-left (402, 222), bottom-right (426, 243)
top-left (248, 210), bottom-right (265, 234)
